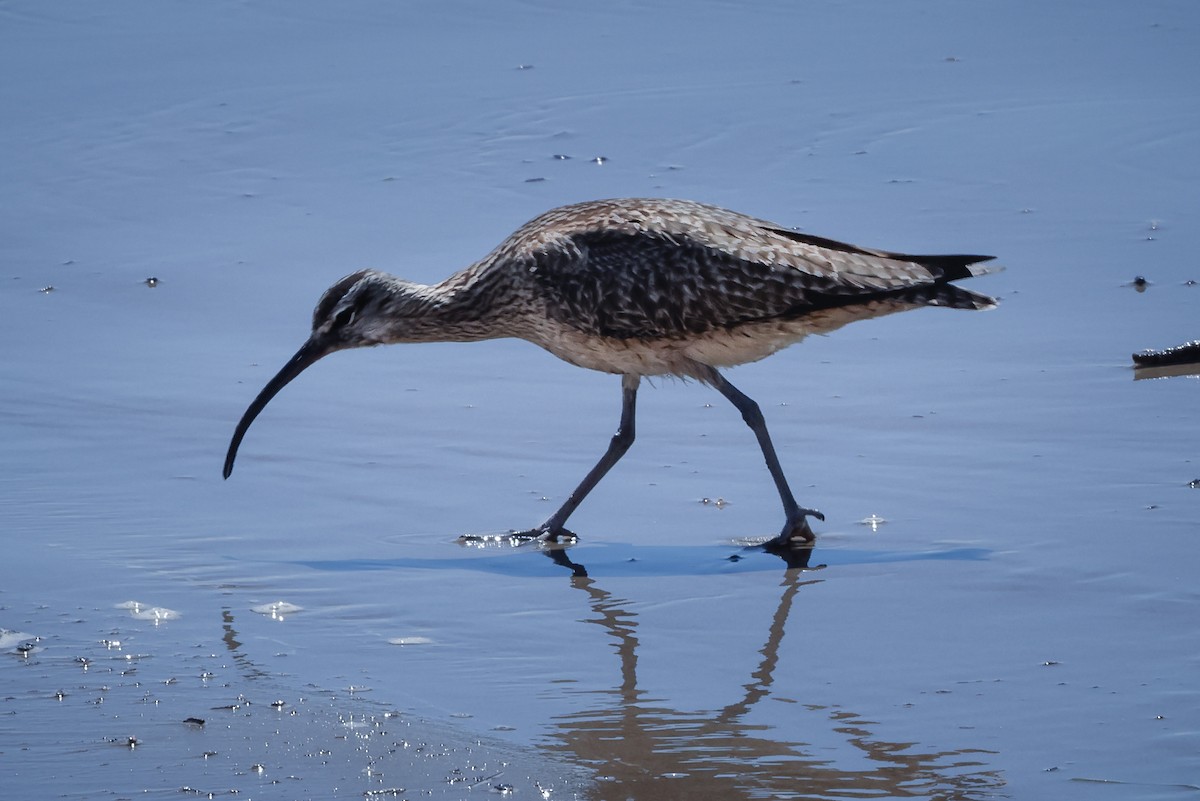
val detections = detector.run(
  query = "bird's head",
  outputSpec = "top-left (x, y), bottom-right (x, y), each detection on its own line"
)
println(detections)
top-left (309, 269), bottom-right (433, 348)
top-left (223, 269), bottom-right (427, 479)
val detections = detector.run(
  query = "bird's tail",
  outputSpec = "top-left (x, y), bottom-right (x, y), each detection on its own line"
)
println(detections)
top-left (906, 283), bottom-right (997, 310)
top-left (904, 253), bottom-right (1001, 309)
top-left (901, 253), bottom-right (999, 282)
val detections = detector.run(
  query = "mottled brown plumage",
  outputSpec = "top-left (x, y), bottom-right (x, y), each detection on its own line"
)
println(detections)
top-left (225, 198), bottom-right (997, 547)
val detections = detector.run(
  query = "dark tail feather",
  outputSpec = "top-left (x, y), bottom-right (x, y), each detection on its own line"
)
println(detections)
top-left (906, 283), bottom-right (997, 310)
top-left (888, 252), bottom-right (999, 308)
top-left (902, 253), bottom-right (996, 281)
top-left (792, 277), bottom-right (998, 319)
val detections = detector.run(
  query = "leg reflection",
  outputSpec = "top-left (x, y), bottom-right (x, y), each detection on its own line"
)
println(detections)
top-left (548, 568), bottom-right (1002, 799)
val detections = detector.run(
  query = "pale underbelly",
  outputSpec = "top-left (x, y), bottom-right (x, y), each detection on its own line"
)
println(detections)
top-left (522, 298), bottom-right (925, 378)
top-left (530, 318), bottom-right (816, 378)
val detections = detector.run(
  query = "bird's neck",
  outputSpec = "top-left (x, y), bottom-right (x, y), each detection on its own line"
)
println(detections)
top-left (387, 264), bottom-right (528, 343)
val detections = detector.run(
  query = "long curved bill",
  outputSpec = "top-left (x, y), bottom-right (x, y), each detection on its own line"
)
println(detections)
top-left (223, 338), bottom-right (332, 479)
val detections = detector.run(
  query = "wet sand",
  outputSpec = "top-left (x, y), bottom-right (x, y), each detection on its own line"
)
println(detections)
top-left (3, 1), bottom-right (1199, 799)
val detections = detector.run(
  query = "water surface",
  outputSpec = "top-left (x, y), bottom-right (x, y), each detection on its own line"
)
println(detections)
top-left (3, 1), bottom-right (1198, 798)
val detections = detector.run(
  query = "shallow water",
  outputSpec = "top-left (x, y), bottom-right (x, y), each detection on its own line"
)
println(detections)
top-left (3, 1), bottom-right (1199, 798)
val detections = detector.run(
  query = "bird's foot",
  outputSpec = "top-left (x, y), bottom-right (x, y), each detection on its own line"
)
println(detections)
top-left (510, 525), bottom-right (579, 544)
top-left (770, 507), bottom-right (823, 547)
top-left (457, 532), bottom-right (540, 548)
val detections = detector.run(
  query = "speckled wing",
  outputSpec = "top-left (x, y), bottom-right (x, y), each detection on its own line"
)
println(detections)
top-left (526, 219), bottom-right (995, 340)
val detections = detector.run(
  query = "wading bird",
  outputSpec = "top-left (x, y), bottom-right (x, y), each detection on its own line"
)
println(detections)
top-left (224, 198), bottom-right (996, 546)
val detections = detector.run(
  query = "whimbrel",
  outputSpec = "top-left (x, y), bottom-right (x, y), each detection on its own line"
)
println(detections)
top-left (224, 198), bottom-right (996, 545)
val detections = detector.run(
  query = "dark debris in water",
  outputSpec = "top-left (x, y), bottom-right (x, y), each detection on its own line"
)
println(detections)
top-left (1132, 340), bottom-right (1200, 368)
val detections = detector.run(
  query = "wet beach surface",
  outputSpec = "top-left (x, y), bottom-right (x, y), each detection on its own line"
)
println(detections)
top-left (3, 1), bottom-right (1199, 798)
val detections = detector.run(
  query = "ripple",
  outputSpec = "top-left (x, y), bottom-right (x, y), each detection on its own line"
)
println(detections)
top-left (250, 600), bottom-right (304, 620)
top-left (0, 629), bottom-right (38, 650)
top-left (115, 601), bottom-right (180, 622)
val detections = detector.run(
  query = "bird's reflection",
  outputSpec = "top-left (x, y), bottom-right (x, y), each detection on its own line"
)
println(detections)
top-left (546, 562), bottom-right (1004, 800)
top-left (220, 607), bottom-right (271, 680)
top-left (539, 542), bottom-right (589, 576)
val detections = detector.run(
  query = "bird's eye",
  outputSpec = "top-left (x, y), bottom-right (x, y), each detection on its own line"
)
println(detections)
top-left (332, 306), bottom-right (356, 329)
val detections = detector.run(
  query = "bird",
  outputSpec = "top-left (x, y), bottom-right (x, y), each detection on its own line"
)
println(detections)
top-left (224, 197), bottom-right (997, 547)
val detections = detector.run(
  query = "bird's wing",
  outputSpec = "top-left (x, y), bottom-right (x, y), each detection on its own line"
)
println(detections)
top-left (524, 218), bottom-right (992, 340)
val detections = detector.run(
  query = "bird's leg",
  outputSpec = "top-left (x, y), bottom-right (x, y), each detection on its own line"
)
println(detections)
top-left (703, 367), bottom-right (823, 545)
top-left (534, 374), bottom-right (640, 541)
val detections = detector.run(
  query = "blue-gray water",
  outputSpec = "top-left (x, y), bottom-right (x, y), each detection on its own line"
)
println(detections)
top-left (3, 1), bottom-right (1198, 798)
